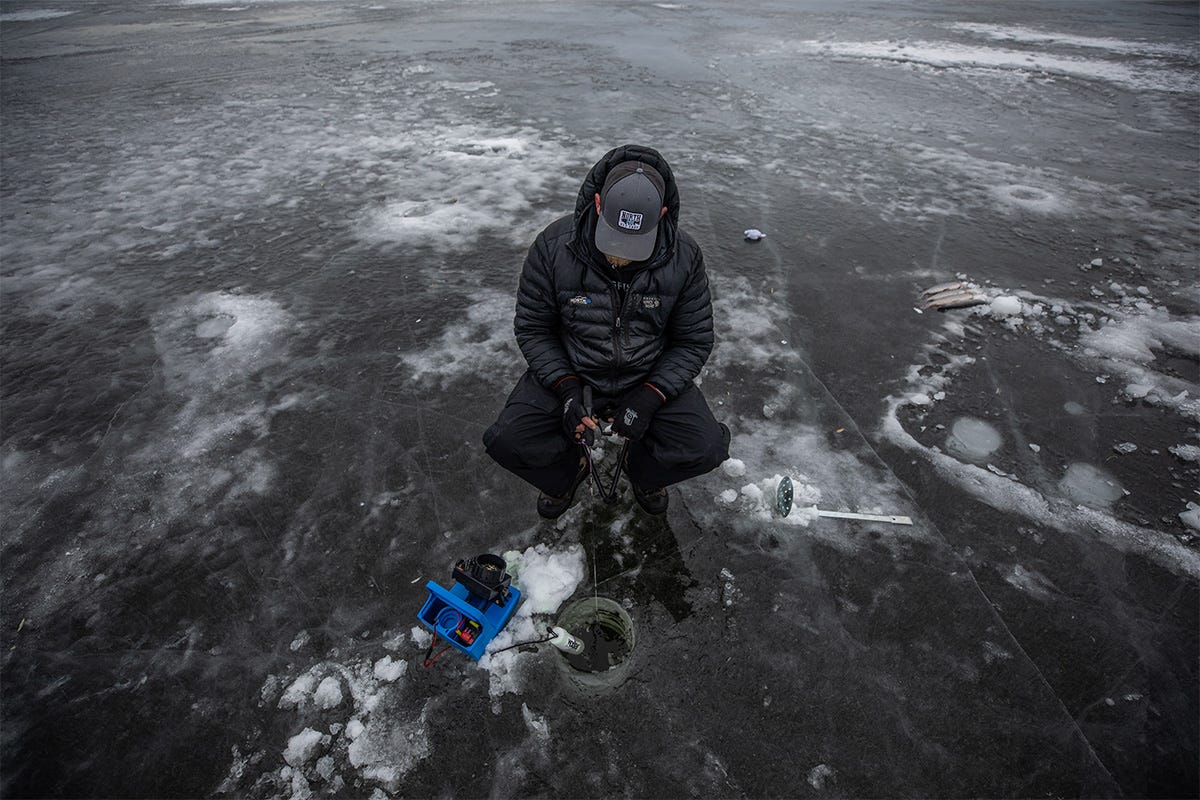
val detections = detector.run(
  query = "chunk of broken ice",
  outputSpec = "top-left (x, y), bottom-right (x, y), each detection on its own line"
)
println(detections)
top-left (989, 296), bottom-right (1022, 316)
top-left (743, 229), bottom-right (766, 240)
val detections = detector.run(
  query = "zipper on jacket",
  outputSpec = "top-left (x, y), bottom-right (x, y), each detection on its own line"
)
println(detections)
top-left (609, 283), bottom-right (624, 372)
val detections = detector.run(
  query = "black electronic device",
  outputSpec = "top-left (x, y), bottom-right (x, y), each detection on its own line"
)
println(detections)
top-left (451, 553), bottom-right (512, 607)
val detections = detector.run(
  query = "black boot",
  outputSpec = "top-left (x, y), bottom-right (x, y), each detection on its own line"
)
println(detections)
top-left (537, 461), bottom-right (589, 520)
top-left (631, 483), bottom-right (669, 516)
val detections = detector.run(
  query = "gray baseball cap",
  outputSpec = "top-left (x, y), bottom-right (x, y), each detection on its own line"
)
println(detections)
top-left (594, 162), bottom-right (667, 262)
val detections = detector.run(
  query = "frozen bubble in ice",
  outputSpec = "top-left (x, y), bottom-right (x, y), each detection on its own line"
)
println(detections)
top-left (1058, 463), bottom-right (1125, 508)
top-left (1063, 401), bottom-right (1087, 416)
top-left (945, 417), bottom-right (1003, 462)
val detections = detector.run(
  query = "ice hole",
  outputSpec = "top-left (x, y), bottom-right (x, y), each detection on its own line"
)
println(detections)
top-left (945, 417), bottom-right (1003, 462)
top-left (1058, 463), bottom-right (1125, 508)
top-left (554, 597), bottom-right (637, 698)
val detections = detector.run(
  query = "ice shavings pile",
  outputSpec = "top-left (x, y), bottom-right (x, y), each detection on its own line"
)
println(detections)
top-left (220, 542), bottom-right (585, 796)
top-left (222, 629), bottom-right (432, 799)
top-left (716, 467), bottom-right (821, 527)
top-left (479, 543), bottom-right (586, 704)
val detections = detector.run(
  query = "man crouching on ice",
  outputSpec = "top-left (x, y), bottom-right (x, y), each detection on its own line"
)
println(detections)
top-left (483, 144), bottom-right (730, 519)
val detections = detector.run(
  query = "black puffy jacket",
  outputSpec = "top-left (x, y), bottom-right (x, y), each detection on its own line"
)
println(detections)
top-left (514, 144), bottom-right (714, 400)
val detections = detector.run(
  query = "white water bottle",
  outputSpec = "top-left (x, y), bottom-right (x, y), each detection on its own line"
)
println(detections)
top-left (548, 626), bottom-right (585, 655)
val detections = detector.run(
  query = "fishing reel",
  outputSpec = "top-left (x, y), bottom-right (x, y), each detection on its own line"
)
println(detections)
top-left (451, 553), bottom-right (512, 607)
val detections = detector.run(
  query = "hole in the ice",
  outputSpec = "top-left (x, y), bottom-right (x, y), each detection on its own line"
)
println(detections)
top-left (555, 597), bottom-right (635, 675)
top-left (1058, 462), bottom-right (1125, 508)
top-left (945, 416), bottom-right (1002, 462)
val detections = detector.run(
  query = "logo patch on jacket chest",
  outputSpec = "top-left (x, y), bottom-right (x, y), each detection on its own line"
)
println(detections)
top-left (569, 296), bottom-right (592, 306)
top-left (641, 296), bottom-right (661, 309)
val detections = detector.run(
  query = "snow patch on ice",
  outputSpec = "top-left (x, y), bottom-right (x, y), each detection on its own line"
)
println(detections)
top-left (990, 184), bottom-right (1065, 214)
top-left (948, 23), bottom-right (1195, 58)
top-left (797, 39), bottom-right (1196, 93)
top-left (0, 9), bottom-right (74, 21)
top-left (227, 628), bottom-right (432, 796)
top-left (359, 127), bottom-right (578, 248)
top-left (397, 288), bottom-right (520, 388)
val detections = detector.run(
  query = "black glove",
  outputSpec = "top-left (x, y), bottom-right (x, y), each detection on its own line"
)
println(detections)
top-left (611, 383), bottom-right (665, 441)
top-left (554, 375), bottom-right (588, 442)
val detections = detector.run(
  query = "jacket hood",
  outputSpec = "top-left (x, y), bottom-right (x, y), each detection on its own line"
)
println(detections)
top-left (571, 144), bottom-right (681, 257)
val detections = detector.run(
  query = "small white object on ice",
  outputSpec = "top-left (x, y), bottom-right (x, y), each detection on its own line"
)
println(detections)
top-left (1112, 442), bottom-right (1138, 455)
top-left (373, 656), bottom-right (407, 683)
top-left (313, 677), bottom-right (343, 709)
top-left (1169, 444), bottom-right (1200, 463)
top-left (1180, 502), bottom-right (1200, 531)
top-left (989, 296), bottom-right (1022, 316)
top-left (808, 764), bottom-right (836, 790)
top-left (283, 728), bottom-right (324, 767)
top-left (1029, 443), bottom-right (1041, 453)
top-left (740, 483), bottom-right (764, 502)
top-left (1125, 383), bottom-right (1152, 399)
top-left (721, 458), bottom-right (746, 478)
top-left (717, 489), bottom-right (738, 504)
top-left (743, 228), bottom-right (766, 240)
top-left (1090, 258), bottom-right (1103, 267)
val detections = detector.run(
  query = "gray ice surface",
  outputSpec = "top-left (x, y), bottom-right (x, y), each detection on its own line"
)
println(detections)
top-left (2, 0), bottom-right (1197, 797)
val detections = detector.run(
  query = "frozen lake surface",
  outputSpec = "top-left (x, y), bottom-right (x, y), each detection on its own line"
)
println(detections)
top-left (2, 0), bottom-right (1197, 796)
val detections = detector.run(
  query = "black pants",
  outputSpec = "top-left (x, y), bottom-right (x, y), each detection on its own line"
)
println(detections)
top-left (483, 371), bottom-right (730, 496)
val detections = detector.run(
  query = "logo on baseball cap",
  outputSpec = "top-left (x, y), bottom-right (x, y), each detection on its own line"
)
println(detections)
top-left (595, 162), bottom-right (666, 262)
